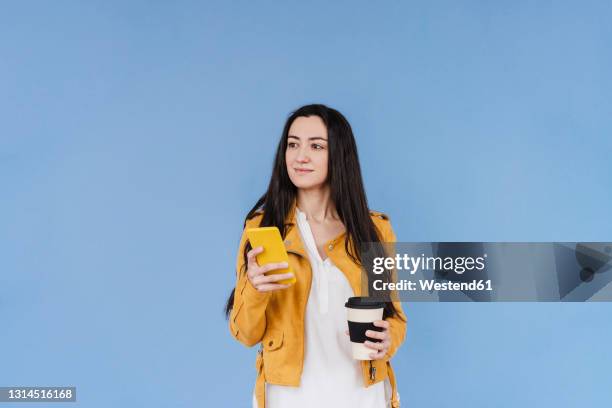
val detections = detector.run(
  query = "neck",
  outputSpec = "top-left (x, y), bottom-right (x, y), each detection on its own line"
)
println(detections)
top-left (296, 186), bottom-right (338, 223)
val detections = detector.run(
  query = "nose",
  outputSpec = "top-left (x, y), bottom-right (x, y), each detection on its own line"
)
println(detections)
top-left (296, 146), bottom-right (310, 163)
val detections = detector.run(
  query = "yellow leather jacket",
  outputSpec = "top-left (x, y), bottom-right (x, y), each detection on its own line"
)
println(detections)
top-left (229, 201), bottom-right (407, 407)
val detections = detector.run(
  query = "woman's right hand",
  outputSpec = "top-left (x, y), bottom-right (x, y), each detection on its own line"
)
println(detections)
top-left (246, 246), bottom-right (295, 292)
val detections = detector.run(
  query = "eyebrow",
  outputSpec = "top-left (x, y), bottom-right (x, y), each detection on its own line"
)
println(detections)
top-left (288, 135), bottom-right (328, 142)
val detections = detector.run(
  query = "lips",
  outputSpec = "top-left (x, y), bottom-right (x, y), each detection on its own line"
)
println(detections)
top-left (294, 168), bottom-right (314, 174)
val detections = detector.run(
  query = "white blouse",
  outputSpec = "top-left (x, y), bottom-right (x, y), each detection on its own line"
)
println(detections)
top-left (253, 207), bottom-right (390, 407)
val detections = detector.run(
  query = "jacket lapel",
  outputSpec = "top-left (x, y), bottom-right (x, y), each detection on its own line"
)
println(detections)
top-left (281, 199), bottom-right (363, 296)
top-left (283, 223), bottom-right (307, 259)
top-left (282, 200), bottom-right (307, 259)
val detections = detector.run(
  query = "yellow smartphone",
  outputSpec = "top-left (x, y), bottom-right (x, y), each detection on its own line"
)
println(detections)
top-left (246, 227), bottom-right (296, 285)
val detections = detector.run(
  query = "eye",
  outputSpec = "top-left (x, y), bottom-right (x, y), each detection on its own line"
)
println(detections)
top-left (311, 143), bottom-right (325, 150)
top-left (287, 142), bottom-right (298, 148)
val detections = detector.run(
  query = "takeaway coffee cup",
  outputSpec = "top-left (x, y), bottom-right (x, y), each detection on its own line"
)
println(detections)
top-left (345, 296), bottom-right (385, 360)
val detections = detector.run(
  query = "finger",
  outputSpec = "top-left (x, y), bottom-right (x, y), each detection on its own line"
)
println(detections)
top-left (248, 265), bottom-right (268, 280)
top-left (256, 283), bottom-right (291, 292)
top-left (364, 340), bottom-right (385, 351)
top-left (365, 330), bottom-right (386, 341)
top-left (255, 273), bottom-right (295, 284)
top-left (260, 262), bottom-right (289, 273)
top-left (249, 260), bottom-right (286, 280)
top-left (373, 320), bottom-right (390, 330)
top-left (345, 329), bottom-right (349, 336)
top-left (247, 247), bottom-right (264, 267)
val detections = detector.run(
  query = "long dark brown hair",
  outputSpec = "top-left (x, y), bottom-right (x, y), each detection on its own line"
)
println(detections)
top-left (224, 104), bottom-right (403, 320)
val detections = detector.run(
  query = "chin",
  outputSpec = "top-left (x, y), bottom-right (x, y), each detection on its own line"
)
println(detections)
top-left (290, 179), bottom-right (326, 190)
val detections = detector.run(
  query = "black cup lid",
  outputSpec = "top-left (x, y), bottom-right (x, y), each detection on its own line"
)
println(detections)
top-left (345, 296), bottom-right (385, 309)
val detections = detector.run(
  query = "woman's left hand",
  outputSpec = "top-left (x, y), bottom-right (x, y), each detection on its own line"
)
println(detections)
top-left (364, 320), bottom-right (391, 360)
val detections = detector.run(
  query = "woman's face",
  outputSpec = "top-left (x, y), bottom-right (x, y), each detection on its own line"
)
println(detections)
top-left (285, 115), bottom-right (329, 190)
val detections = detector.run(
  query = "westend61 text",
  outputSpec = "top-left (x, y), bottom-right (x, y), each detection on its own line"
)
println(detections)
top-left (373, 279), bottom-right (493, 292)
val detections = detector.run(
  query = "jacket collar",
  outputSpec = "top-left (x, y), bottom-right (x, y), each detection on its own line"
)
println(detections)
top-left (281, 199), bottom-right (348, 260)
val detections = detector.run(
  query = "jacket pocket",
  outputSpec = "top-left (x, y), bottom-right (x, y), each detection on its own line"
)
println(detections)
top-left (262, 329), bottom-right (285, 381)
top-left (263, 329), bottom-right (284, 352)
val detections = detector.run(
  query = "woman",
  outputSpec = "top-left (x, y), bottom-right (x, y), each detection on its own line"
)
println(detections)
top-left (225, 104), bottom-right (407, 408)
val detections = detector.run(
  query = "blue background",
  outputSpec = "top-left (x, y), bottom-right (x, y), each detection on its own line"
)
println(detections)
top-left (2, 1), bottom-right (611, 407)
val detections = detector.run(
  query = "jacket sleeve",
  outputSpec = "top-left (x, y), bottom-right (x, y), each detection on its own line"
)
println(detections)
top-left (382, 222), bottom-right (407, 361)
top-left (228, 224), bottom-right (271, 347)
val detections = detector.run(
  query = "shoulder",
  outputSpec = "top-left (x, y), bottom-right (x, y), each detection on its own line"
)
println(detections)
top-left (236, 210), bottom-right (264, 254)
top-left (369, 209), bottom-right (390, 221)
top-left (244, 209), bottom-right (264, 229)
top-left (369, 209), bottom-right (396, 241)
